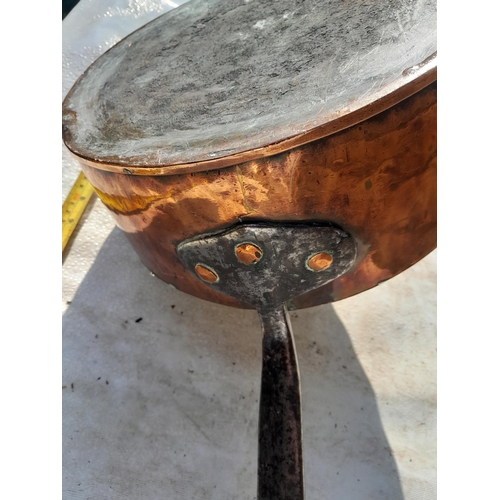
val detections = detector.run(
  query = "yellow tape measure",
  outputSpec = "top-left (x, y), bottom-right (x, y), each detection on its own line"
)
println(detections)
top-left (62, 171), bottom-right (94, 252)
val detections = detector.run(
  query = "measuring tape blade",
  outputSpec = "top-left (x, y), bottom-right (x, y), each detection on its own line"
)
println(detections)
top-left (62, 171), bottom-right (94, 252)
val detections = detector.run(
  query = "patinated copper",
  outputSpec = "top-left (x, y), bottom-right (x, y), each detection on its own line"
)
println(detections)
top-left (75, 81), bottom-right (436, 309)
top-left (62, 0), bottom-right (436, 310)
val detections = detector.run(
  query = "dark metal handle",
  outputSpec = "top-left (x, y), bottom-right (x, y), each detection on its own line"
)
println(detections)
top-left (177, 222), bottom-right (357, 499)
top-left (257, 305), bottom-right (304, 500)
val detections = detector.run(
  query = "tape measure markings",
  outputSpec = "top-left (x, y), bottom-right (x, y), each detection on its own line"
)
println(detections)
top-left (62, 171), bottom-right (94, 252)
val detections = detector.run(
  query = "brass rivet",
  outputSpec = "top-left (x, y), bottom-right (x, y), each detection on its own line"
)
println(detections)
top-left (194, 264), bottom-right (219, 283)
top-left (307, 252), bottom-right (333, 271)
top-left (235, 243), bottom-right (263, 265)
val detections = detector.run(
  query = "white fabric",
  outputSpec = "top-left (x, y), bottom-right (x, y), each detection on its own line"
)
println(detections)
top-left (62, 2), bottom-right (436, 499)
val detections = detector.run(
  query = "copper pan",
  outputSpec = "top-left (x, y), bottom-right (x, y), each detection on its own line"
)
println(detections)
top-left (62, 0), bottom-right (436, 497)
top-left (67, 81), bottom-right (436, 310)
top-left (62, 0), bottom-right (437, 308)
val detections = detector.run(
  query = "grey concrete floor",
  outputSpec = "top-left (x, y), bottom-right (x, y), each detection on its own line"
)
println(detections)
top-left (62, 2), bottom-right (436, 499)
top-left (62, 208), bottom-right (436, 499)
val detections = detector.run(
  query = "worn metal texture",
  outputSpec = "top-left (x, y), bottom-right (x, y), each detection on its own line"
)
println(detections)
top-left (178, 222), bottom-right (357, 500)
top-left (62, 0), bottom-right (436, 169)
top-left (258, 306), bottom-right (303, 500)
top-left (79, 82), bottom-right (436, 309)
top-left (177, 223), bottom-right (357, 310)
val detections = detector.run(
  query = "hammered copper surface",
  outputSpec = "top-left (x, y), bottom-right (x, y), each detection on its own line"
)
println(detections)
top-left (79, 83), bottom-right (436, 309)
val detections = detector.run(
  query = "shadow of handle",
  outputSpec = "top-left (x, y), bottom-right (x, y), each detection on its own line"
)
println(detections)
top-left (257, 305), bottom-right (304, 500)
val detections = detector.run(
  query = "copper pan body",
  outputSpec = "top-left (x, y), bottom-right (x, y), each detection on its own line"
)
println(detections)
top-left (73, 81), bottom-right (436, 310)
